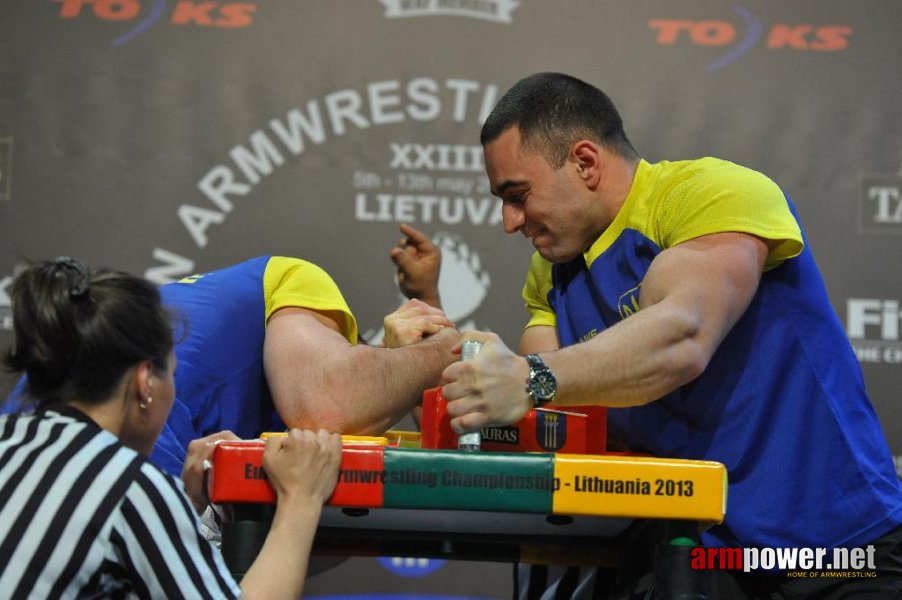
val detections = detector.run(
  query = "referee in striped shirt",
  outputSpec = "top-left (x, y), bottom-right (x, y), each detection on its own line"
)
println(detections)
top-left (1, 258), bottom-right (341, 599)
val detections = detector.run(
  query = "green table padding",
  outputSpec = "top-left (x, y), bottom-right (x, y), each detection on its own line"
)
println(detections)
top-left (382, 448), bottom-right (555, 513)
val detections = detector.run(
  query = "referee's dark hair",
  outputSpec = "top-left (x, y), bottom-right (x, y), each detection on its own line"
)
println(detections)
top-left (3, 258), bottom-right (173, 409)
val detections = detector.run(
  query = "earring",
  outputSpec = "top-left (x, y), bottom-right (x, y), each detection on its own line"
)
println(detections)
top-left (141, 376), bottom-right (154, 410)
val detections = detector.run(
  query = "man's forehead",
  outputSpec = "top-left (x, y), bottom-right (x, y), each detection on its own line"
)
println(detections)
top-left (486, 134), bottom-right (559, 196)
top-left (491, 125), bottom-right (523, 148)
top-left (484, 127), bottom-right (527, 165)
top-left (484, 137), bottom-right (523, 192)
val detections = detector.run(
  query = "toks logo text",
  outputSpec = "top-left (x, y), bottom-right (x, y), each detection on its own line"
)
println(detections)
top-left (55, 0), bottom-right (257, 47)
top-left (649, 6), bottom-right (852, 72)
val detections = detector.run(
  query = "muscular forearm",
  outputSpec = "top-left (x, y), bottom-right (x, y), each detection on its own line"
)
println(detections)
top-left (268, 326), bottom-right (458, 435)
top-left (307, 339), bottom-right (456, 434)
top-left (544, 300), bottom-right (710, 408)
top-left (538, 233), bottom-right (765, 408)
top-left (444, 235), bottom-right (764, 432)
top-left (441, 301), bottom-right (717, 435)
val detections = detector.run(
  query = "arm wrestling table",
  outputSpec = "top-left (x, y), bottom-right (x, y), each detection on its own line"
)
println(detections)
top-left (207, 432), bottom-right (728, 585)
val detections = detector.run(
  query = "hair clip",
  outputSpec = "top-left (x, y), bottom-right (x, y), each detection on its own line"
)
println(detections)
top-left (53, 257), bottom-right (91, 300)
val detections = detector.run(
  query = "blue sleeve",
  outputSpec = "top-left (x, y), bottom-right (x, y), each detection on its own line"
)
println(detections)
top-left (2, 377), bottom-right (30, 414)
top-left (149, 400), bottom-right (194, 477)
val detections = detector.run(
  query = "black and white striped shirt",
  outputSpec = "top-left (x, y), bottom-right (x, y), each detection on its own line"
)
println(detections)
top-left (0, 406), bottom-right (240, 599)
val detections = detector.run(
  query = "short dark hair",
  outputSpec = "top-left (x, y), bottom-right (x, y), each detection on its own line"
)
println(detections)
top-left (3, 258), bottom-right (173, 409)
top-left (480, 72), bottom-right (638, 168)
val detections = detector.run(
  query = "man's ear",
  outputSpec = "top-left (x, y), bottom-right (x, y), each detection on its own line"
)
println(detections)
top-left (570, 140), bottom-right (602, 189)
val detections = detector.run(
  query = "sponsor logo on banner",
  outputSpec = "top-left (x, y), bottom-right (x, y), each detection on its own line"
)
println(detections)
top-left (0, 137), bottom-right (12, 202)
top-left (379, 0), bottom-right (519, 23)
top-left (481, 425), bottom-right (519, 445)
top-left (846, 298), bottom-right (902, 365)
top-left (861, 174), bottom-right (902, 234)
top-left (648, 7), bottom-right (853, 72)
top-left (55, 0), bottom-right (258, 47)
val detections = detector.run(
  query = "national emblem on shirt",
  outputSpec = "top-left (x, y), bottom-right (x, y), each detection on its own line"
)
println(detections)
top-left (617, 284), bottom-right (642, 320)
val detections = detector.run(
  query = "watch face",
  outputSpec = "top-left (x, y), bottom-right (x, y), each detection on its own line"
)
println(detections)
top-left (532, 371), bottom-right (556, 399)
top-left (526, 355), bottom-right (556, 406)
top-left (529, 369), bottom-right (556, 405)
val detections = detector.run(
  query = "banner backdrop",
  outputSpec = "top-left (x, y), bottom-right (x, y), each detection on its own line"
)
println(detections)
top-left (2, 1), bottom-right (901, 597)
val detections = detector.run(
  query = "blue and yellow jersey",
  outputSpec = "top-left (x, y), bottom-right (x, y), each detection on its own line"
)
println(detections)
top-left (151, 256), bottom-right (356, 476)
top-left (524, 158), bottom-right (803, 334)
top-left (523, 158), bottom-right (902, 550)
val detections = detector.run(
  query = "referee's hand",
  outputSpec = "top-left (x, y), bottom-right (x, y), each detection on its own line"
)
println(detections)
top-left (182, 430), bottom-right (240, 514)
top-left (263, 428), bottom-right (342, 509)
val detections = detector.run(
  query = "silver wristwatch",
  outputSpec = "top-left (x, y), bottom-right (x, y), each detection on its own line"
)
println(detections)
top-left (525, 354), bottom-right (556, 407)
